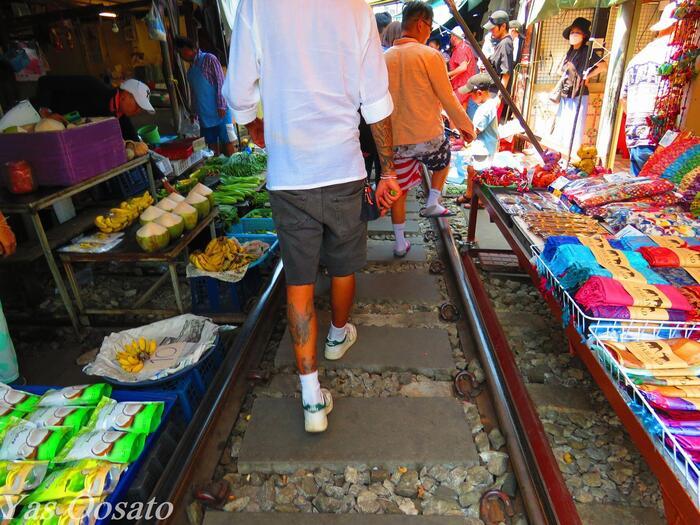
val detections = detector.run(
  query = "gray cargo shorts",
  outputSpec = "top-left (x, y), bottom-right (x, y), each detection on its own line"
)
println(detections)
top-left (269, 179), bottom-right (367, 285)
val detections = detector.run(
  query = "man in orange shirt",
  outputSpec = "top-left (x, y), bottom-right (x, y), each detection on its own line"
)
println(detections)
top-left (385, 1), bottom-right (475, 253)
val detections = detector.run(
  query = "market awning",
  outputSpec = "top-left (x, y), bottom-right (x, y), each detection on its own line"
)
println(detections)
top-left (520, 0), bottom-right (628, 25)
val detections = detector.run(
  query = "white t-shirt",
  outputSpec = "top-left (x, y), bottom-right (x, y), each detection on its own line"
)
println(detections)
top-left (621, 36), bottom-right (671, 149)
top-left (224, 0), bottom-right (394, 190)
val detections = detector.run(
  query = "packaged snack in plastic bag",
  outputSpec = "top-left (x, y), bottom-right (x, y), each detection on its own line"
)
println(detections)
top-left (0, 420), bottom-right (71, 461)
top-left (0, 384), bottom-right (39, 412)
top-left (26, 407), bottom-right (93, 432)
top-left (38, 385), bottom-right (111, 407)
top-left (90, 397), bottom-right (163, 434)
top-left (23, 460), bottom-right (124, 504)
top-left (0, 461), bottom-right (48, 495)
top-left (13, 498), bottom-right (102, 525)
top-left (0, 401), bottom-right (27, 418)
top-left (56, 428), bottom-right (145, 464)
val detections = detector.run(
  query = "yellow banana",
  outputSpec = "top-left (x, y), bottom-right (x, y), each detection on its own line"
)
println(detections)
top-left (138, 337), bottom-right (146, 351)
top-left (148, 340), bottom-right (157, 354)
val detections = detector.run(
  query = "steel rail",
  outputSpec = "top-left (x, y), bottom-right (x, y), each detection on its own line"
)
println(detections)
top-left (433, 213), bottom-right (581, 524)
top-left (142, 261), bottom-right (285, 525)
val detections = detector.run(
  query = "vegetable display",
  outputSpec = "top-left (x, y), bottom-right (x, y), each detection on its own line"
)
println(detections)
top-left (204, 151), bottom-right (267, 179)
top-left (213, 176), bottom-right (264, 205)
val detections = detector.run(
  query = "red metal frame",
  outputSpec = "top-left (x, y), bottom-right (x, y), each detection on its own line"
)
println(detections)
top-left (467, 183), bottom-right (700, 525)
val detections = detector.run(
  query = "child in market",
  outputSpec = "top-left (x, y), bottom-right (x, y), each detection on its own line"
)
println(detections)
top-left (456, 73), bottom-right (500, 207)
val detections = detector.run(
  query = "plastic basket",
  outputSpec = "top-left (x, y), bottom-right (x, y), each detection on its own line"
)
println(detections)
top-left (228, 217), bottom-right (275, 234)
top-left (104, 166), bottom-right (149, 198)
top-left (189, 267), bottom-right (263, 314)
top-left (106, 339), bottom-right (223, 423)
top-left (20, 386), bottom-right (177, 525)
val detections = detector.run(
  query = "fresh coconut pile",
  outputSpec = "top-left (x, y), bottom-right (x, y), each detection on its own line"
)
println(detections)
top-left (185, 191), bottom-right (211, 219)
top-left (136, 222), bottom-right (170, 253)
top-left (139, 206), bottom-right (165, 226)
top-left (190, 183), bottom-right (214, 206)
top-left (155, 212), bottom-right (184, 239)
top-left (167, 193), bottom-right (186, 203)
top-left (173, 202), bottom-right (198, 231)
top-left (156, 197), bottom-right (178, 212)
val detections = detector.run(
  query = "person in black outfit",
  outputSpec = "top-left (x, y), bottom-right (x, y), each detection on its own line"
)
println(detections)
top-left (483, 10), bottom-right (514, 90)
top-left (34, 76), bottom-right (155, 141)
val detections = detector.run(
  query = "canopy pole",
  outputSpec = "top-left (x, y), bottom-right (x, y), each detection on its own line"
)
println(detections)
top-left (443, 0), bottom-right (545, 158)
top-left (566, 0), bottom-right (603, 164)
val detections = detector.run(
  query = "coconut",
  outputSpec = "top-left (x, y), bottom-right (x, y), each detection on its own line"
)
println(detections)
top-left (167, 193), bottom-right (186, 203)
top-left (136, 222), bottom-right (170, 253)
top-left (185, 191), bottom-right (211, 219)
top-left (155, 212), bottom-right (184, 239)
top-left (173, 202), bottom-right (198, 230)
top-left (139, 206), bottom-right (165, 225)
top-left (156, 197), bottom-right (177, 212)
top-left (190, 183), bottom-right (214, 206)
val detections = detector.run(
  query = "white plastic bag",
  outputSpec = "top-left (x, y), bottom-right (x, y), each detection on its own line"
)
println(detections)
top-left (146, 2), bottom-right (167, 42)
top-left (0, 100), bottom-right (40, 132)
top-left (84, 314), bottom-right (219, 383)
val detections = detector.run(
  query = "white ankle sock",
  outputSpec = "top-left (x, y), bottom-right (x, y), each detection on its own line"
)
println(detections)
top-left (426, 188), bottom-right (442, 208)
top-left (328, 323), bottom-right (347, 342)
top-left (393, 222), bottom-right (407, 251)
top-left (300, 371), bottom-right (323, 407)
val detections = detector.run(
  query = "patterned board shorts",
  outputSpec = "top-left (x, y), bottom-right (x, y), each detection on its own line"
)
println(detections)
top-left (394, 135), bottom-right (452, 173)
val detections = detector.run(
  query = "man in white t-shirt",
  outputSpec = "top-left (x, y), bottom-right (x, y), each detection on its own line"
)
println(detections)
top-left (224, 0), bottom-right (400, 433)
top-left (621, 2), bottom-right (678, 175)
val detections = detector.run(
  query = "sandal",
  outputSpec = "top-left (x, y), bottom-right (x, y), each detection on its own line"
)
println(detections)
top-left (419, 207), bottom-right (455, 218)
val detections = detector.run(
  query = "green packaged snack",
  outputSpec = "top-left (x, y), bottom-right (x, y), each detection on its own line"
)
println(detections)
top-left (0, 420), bottom-right (71, 461)
top-left (38, 385), bottom-right (111, 407)
top-left (0, 461), bottom-right (48, 495)
top-left (26, 407), bottom-right (93, 432)
top-left (0, 402), bottom-right (27, 419)
top-left (55, 428), bottom-right (146, 464)
top-left (23, 460), bottom-right (124, 504)
top-left (90, 397), bottom-right (163, 434)
top-left (0, 384), bottom-right (39, 413)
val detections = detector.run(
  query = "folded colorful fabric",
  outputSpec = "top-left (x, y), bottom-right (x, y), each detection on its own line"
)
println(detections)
top-left (667, 434), bottom-right (700, 462)
top-left (619, 235), bottom-right (658, 251)
top-left (640, 388), bottom-right (700, 412)
top-left (655, 268), bottom-right (698, 287)
top-left (679, 286), bottom-right (700, 321)
top-left (586, 305), bottom-right (688, 321)
top-left (600, 338), bottom-right (700, 377)
top-left (640, 246), bottom-right (700, 268)
top-left (658, 414), bottom-right (700, 436)
top-left (548, 245), bottom-right (611, 290)
top-left (541, 236), bottom-right (625, 262)
top-left (575, 277), bottom-right (693, 310)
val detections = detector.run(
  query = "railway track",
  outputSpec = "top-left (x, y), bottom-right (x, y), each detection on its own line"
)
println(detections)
top-left (141, 188), bottom-right (664, 525)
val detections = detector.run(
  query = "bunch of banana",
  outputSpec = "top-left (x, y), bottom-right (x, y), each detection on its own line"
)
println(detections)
top-left (189, 237), bottom-right (258, 272)
top-left (115, 337), bottom-right (157, 373)
top-left (95, 192), bottom-right (154, 233)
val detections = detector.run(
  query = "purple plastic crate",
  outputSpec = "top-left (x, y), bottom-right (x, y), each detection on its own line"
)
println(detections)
top-left (0, 117), bottom-right (127, 187)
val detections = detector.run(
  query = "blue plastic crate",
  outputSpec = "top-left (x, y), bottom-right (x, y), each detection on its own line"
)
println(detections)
top-left (189, 267), bottom-right (263, 314)
top-left (228, 217), bottom-right (275, 234)
top-left (20, 386), bottom-right (177, 525)
top-left (105, 166), bottom-right (150, 198)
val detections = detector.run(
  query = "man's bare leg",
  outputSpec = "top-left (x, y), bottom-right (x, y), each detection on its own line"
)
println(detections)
top-left (330, 274), bottom-right (355, 329)
top-left (287, 284), bottom-right (317, 374)
top-left (391, 192), bottom-right (409, 255)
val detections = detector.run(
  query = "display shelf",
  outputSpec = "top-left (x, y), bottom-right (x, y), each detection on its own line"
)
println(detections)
top-left (588, 329), bottom-right (700, 511)
top-left (0, 206), bottom-right (109, 264)
top-left (532, 248), bottom-right (700, 340)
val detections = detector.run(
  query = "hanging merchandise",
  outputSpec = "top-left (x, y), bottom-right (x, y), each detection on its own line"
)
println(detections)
top-left (146, 2), bottom-right (167, 42)
top-left (650, 0), bottom-right (700, 142)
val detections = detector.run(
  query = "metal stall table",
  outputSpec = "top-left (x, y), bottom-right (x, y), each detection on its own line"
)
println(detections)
top-left (59, 209), bottom-right (218, 323)
top-left (0, 156), bottom-right (156, 333)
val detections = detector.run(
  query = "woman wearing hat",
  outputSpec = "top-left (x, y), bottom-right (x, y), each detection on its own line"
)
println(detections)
top-left (550, 17), bottom-right (607, 155)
